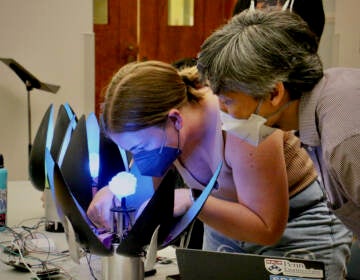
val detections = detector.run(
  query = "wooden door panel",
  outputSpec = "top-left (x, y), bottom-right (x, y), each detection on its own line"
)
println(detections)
top-left (139, 0), bottom-right (204, 62)
top-left (94, 0), bottom-right (137, 115)
top-left (139, 0), bottom-right (235, 63)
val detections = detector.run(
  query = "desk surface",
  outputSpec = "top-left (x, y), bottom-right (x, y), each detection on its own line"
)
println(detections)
top-left (1, 181), bottom-right (179, 279)
top-left (7, 180), bottom-right (44, 227)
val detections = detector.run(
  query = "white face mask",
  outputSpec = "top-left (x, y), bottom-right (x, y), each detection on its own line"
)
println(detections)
top-left (220, 111), bottom-right (266, 146)
top-left (220, 95), bottom-right (295, 146)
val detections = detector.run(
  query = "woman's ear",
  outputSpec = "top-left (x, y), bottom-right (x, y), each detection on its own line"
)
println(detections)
top-left (168, 109), bottom-right (183, 130)
top-left (270, 82), bottom-right (286, 107)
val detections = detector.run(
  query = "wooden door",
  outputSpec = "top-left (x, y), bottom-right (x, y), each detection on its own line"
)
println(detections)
top-left (94, 0), bottom-right (236, 116)
top-left (94, 0), bottom-right (137, 116)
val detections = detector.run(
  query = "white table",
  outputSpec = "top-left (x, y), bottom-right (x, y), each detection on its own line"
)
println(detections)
top-left (7, 180), bottom-right (44, 227)
top-left (0, 181), bottom-right (179, 279)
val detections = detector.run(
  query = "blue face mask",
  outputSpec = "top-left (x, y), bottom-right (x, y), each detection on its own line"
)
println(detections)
top-left (133, 130), bottom-right (181, 177)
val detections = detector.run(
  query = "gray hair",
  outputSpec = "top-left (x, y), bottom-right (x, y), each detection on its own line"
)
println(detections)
top-left (197, 10), bottom-right (323, 100)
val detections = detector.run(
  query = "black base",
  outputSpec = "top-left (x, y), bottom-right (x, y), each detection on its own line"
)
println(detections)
top-left (45, 221), bottom-right (64, 233)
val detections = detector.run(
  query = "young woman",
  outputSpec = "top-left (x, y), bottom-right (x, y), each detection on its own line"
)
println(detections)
top-left (87, 61), bottom-right (352, 280)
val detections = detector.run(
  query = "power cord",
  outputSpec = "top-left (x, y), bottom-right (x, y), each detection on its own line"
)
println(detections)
top-left (85, 253), bottom-right (99, 280)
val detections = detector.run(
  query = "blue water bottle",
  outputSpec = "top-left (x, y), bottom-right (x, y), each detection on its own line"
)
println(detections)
top-left (0, 154), bottom-right (8, 230)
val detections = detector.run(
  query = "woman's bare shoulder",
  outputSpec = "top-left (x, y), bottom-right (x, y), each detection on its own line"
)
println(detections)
top-left (224, 128), bottom-right (284, 165)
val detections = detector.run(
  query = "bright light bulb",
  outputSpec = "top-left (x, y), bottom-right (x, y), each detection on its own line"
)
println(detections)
top-left (89, 152), bottom-right (100, 178)
top-left (108, 171), bottom-right (137, 200)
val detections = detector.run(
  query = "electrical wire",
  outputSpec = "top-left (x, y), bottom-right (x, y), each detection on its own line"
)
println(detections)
top-left (15, 217), bottom-right (46, 229)
top-left (12, 239), bottom-right (41, 280)
top-left (85, 253), bottom-right (99, 280)
top-left (0, 219), bottom-right (76, 279)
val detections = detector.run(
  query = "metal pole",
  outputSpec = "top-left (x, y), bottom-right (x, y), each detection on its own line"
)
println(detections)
top-left (27, 89), bottom-right (32, 156)
top-left (25, 80), bottom-right (32, 157)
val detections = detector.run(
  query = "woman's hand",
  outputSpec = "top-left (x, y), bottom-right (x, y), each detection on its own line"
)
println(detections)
top-left (173, 188), bottom-right (194, 217)
top-left (87, 186), bottom-right (114, 231)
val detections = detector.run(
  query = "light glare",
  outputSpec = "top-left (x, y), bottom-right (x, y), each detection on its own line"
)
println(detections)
top-left (89, 152), bottom-right (100, 178)
top-left (109, 171), bottom-right (137, 199)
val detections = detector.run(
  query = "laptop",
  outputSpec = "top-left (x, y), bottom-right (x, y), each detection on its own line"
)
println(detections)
top-left (175, 248), bottom-right (325, 280)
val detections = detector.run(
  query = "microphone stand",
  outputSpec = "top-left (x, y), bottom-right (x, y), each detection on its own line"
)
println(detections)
top-left (0, 58), bottom-right (60, 158)
top-left (26, 80), bottom-right (34, 157)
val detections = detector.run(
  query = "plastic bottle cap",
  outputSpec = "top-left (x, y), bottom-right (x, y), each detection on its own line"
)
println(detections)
top-left (0, 154), bottom-right (3, 168)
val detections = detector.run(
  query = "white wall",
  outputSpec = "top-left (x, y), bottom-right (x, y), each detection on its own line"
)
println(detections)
top-left (334, 0), bottom-right (360, 67)
top-left (0, 0), bottom-right (94, 180)
top-left (319, 0), bottom-right (360, 68)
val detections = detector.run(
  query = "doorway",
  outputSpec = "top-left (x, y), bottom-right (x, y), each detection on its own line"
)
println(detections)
top-left (94, 0), bottom-right (236, 116)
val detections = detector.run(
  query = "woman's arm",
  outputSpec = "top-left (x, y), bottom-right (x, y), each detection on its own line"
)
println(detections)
top-left (87, 164), bottom-right (181, 229)
top-left (87, 186), bottom-right (114, 230)
top-left (199, 129), bottom-right (289, 245)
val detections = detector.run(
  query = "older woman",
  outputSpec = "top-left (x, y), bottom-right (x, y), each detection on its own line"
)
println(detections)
top-left (198, 7), bottom-right (360, 237)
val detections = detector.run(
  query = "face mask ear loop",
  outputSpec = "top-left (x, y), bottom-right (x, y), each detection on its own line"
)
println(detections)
top-left (176, 128), bottom-right (181, 152)
top-left (160, 120), bottom-right (181, 153)
top-left (159, 122), bottom-right (168, 154)
top-left (249, 0), bottom-right (256, 11)
top-left (264, 99), bottom-right (296, 119)
top-left (254, 99), bottom-right (264, 115)
top-left (282, 0), bottom-right (291, 11)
